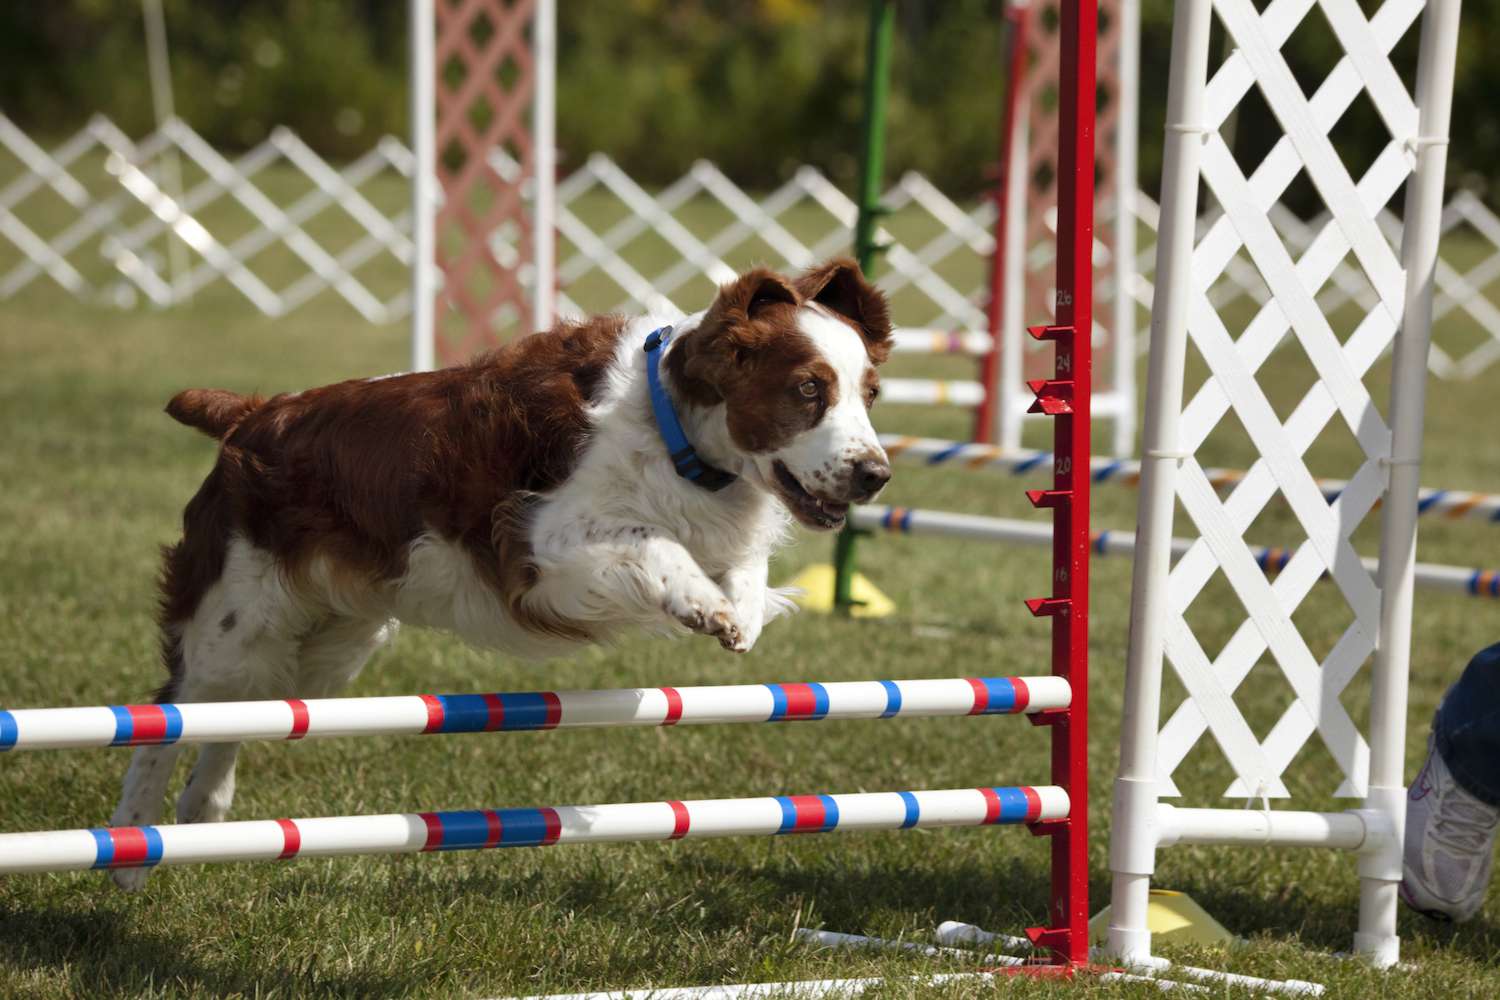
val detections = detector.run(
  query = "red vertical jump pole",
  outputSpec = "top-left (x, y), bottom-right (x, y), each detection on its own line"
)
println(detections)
top-left (1019, 0), bottom-right (1094, 971)
top-left (974, 1), bottom-right (1031, 445)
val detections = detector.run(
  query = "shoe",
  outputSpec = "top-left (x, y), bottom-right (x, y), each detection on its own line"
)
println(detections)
top-left (1400, 736), bottom-right (1500, 922)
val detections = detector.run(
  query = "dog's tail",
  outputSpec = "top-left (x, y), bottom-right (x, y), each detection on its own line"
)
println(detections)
top-left (165, 388), bottom-right (264, 440)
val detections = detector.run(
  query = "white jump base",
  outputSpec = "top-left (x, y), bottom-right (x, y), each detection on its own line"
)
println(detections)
top-left (511, 970), bottom-right (1212, 1000)
top-left (508, 923), bottom-right (1326, 999)
top-left (507, 973), bottom-right (1008, 1000)
top-left (934, 921), bottom-right (1324, 996)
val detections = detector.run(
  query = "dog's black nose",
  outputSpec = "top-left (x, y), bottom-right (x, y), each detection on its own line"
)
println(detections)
top-left (852, 459), bottom-right (891, 499)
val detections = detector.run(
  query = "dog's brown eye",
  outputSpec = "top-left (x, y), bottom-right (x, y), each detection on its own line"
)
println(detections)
top-left (798, 380), bottom-right (820, 399)
top-left (865, 385), bottom-right (879, 406)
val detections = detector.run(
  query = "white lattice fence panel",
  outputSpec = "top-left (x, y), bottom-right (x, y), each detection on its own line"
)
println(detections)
top-left (1406, 189), bottom-right (1500, 378)
top-left (549, 153), bottom-right (998, 334)
top-left (0, 114), bottom-right (414, 320)
top-left (1151, 0), bottom-right (1429, 801)
top-left (1, 113), bottom-right (147, 302)
top-left (6, 110), bottom-right (1500, 381)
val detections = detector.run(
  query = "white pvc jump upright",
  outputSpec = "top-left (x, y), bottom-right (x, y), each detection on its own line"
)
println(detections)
top-left (993, 0), bottom-right (1139, 458)
top-left (1108, 0), bottom-right (1461, 968)
top-left (408, 0), bottom-right (437, 372)
top-left (531, 0), bottom-right (557, 334)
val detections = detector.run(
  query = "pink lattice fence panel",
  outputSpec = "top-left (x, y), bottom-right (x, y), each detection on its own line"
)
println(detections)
top-left (433, 0), bottom-right (536, 363)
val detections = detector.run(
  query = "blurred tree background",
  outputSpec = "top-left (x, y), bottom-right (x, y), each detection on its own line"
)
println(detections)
top-left (1, 0), bottom-right (1495, 203)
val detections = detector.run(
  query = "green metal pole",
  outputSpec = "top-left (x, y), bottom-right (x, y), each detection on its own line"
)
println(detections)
top-left (832, 0), bottom-right (896, 615)
top-left (853, 0), bottom-right (895, 277)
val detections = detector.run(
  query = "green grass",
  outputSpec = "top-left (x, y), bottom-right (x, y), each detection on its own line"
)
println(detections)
top-left (5, 160), bottom-right (1500, 997)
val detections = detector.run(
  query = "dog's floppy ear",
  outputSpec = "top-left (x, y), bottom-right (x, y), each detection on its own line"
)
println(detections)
top-left (796, 257), bottom-right (892, 365)
top-left (706, 267), bottom-right (799, 329)
top-left (669, 269), bottom-right (800, 401)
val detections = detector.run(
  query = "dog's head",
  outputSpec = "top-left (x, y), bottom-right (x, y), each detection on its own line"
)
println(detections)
top-left (666, 258), bottom-right (893, 530)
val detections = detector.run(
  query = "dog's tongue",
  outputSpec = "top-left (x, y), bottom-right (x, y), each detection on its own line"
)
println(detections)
top-left (817, 499), bottom-right (849, 515)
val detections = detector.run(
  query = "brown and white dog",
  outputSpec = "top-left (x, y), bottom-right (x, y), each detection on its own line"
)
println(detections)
top-left (108, 258), bottom-right (892, 887)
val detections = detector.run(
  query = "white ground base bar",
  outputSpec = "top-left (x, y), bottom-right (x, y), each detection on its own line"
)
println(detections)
top-left (508, 971), bottom-right (1226, 999)
top-left (879, 434), bottom-right (1500, 525)
top-left (934, 922), bottom-right (1324, 996)
top-left (798, 929), bottom-right (1210, 995)
top-left (0, 786), bottom-right (1069, 875)
top-left (0, 676), bottom-right (1069, 752)
top-left (853, 506), bottom-right (1500, 600)
top-left (796, 928), bottom-right (1023, 965)
top-left (797, 928), bottom-right (1332, 995)
top-left (506, 973), bottom-right (1002, 1000)
top-left (1156, 805), bottom-right (1372, 851)
top-left (507, 965), bottom-right (1213, 998)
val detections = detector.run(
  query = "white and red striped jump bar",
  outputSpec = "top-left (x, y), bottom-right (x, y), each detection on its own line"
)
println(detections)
top-left (0, 786), bottom-right (1069, 874)
top-left (879, 434), bottom-right (1500, 524)
top-left (0, 676), bottom-right (1069, 752)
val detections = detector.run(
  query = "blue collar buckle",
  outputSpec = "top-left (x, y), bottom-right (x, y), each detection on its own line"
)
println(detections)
top-left (643, 326), bottom-right (738, 492)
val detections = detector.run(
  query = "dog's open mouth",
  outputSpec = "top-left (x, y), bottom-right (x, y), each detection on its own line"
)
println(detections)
top-left (772, 461), bottom-right (849, 530)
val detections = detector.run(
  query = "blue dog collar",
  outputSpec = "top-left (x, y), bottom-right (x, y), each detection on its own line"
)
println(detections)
top-left (644, 326), bottom-right (738, 492)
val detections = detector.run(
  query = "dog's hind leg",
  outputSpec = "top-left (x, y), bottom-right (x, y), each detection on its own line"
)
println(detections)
top-left (165, 553), bottom-right (305, 830)
top-left (294, 615), bottom-right (397, 699)
top-left (110, 643), bottom-right (296, 890)
top-left (111, 536), bottom-right (305, 889)
top-left (109, 623), bottom-right (194, 891)
top-left (111, 744), bottom-right (186, 829)
top-left (174, 742), bottom-right (241, 825)
top-left (173, 614), bottom-right (394, 827)
top-left (107, 744), bottom-right (186, 891)
top-left (112, 628), bottom-right (193, 838)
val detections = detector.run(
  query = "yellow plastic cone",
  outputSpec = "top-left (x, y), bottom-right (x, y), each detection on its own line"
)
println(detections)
top-left (779, 564), bottom-right (896, 618)
top-left (1089, 889), bottom-right (1235, 949)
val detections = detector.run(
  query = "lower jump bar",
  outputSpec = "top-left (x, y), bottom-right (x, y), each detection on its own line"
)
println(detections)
top-left (0, 676), bottom-right (1069, 752)
top-left (0, 786), bottom-right (1069, 874)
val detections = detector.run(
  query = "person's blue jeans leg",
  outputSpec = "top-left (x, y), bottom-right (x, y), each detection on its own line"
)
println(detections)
top-left (1433, 642), bottom-right (1500, 807)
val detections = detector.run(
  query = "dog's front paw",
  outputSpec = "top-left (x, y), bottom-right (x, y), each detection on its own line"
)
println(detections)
top-left (705, 607), bottom-right (750, 653)
top-left (665, 594), bottom-right (710, 632)
top-left (665, 594), bottom-right (748, 652)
